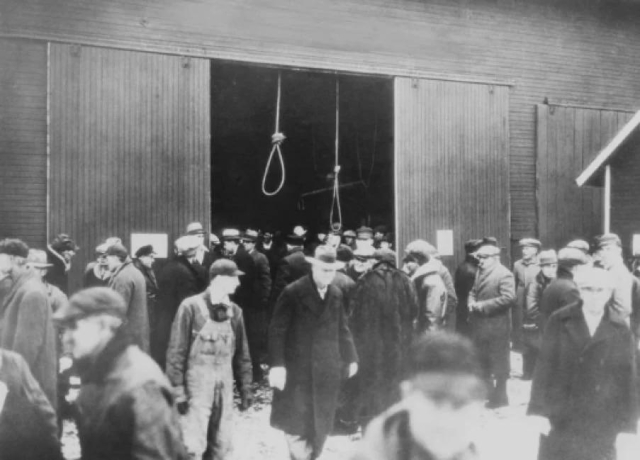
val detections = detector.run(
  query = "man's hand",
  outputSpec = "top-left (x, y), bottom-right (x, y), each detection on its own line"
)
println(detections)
top-left (269, 367), bottom-right (286, 391)
top-left (348, 362), bottom-right (358, 378)
top-left (528, 415), bottom-right (551, 436)
top-left (240, 391), bottom-right (254, 411)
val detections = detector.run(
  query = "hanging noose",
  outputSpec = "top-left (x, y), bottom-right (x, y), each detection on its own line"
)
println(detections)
top-left (261, 72), bottom-right (286, 196)
top-left (329, 77), bottom-right (343, 231)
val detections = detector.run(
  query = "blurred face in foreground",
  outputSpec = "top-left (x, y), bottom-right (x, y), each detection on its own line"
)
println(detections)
top-left (210, 275), bottom-right (240, 298)
top-left (62, 315), bottom-right (117, 361)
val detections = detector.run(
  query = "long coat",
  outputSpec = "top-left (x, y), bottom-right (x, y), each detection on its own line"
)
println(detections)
top-left (109, 260), bottom-right (150, 353)
top-left (468, 262), bottom-right (515, 378)
top-left (454, 256), bottom-right (478, 336)
top-left (76, 329), bottom-right (187, 460)
top-left (0, 269), bottom-right (58, 411)
top-left (528, 302), bottom-right (638, 460)
top-left (269, 275), bottom-right (358, 446)
top-left (539, 266), bottom-right (579, 332)
top-left (269, 247), bottom-right (311, 308)
top-left (155, 256), bottom-right (204, 368)
top-left (133, 259), bottom-right (159, 342)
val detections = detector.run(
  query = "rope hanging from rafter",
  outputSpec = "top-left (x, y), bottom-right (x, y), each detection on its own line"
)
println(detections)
top-left (261, 72), bottom-right (286, 196)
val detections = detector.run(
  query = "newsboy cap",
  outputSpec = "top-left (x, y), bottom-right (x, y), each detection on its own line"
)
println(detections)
top-left (594, 233), bottom-right (622, 250)
top-left (558, 247), bottom-right (588, 266)
top-left (134, 245), bottom-right (156, 258)
top-left (566, 239), bottom-right (590, 254)
top-left (0, 239), bottom-right (29, 258)
top-left (105, 243), bottom-right (129, 260)
top-left (54, 287), bottom-right (127, 324)
top-left (518, 238), bottom-right (541, 249)
top-left (210, 259), bottom-right (244, 278)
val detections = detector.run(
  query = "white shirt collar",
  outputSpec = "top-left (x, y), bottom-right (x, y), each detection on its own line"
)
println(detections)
top-left (583, 310), bottom-right (604, 337)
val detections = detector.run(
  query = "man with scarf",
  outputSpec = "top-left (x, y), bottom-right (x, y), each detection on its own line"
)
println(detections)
top-left (53, 287), bottom-right (186, 460)
top-left (166, 259), bottom-right (253, 460)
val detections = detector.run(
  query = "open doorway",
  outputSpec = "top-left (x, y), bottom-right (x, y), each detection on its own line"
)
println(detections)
top-left (211, 61), bottom-right (394, 237)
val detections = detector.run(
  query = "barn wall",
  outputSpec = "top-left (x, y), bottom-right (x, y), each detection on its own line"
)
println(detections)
top-left (3, 0), bottom-right (640, 252)
top-left (611, 134), bottom-right (640, 256)
top-left (0, 38), bottom-right (47, 248)
top-left (49, 44), bottom-right (210, 292)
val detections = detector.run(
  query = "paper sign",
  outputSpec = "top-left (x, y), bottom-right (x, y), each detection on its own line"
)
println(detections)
top-left (130, 233), bottom-right (169, 258)
top-left (437, 230), bottom-right (454, 256)
top-left (633, 235), bottom-right (640, 256)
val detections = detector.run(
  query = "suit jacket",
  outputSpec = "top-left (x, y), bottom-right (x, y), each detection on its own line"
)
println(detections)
top-left (528, 301), bottom-right (638, 440)
top-left (269, 275), bottom-right (358, 446)
top-left (249, 247), bottom-right (272, 309)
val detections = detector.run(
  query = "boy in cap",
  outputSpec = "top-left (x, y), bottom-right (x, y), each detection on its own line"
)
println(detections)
top-left (522, 250), bottom-right (557, 380)
top-left (468, 240), bottom-right (515, 408)
top-left (106, 243), bottom-right (150, 353)
top-left (529, 267), bottom-right (638, 460)
top-left (352, 332), bottom-right (487, 460)
top-left (513, 238), bottom-right (541, 352)
top-left (269, 245), bottom-right (358, 460)
top-left (54, 287), bottom-right (186, 460)
top-left (166, 259), bottom-right (253, 460)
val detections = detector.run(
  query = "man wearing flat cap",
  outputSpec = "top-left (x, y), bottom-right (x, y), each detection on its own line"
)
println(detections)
top-left (155, 235), bottom-right (206, 368)
top-left (468, 240), bottom-right (515, 408)
top-left (269, 245), bottom-right (358, 460)
top-left (455, 239), bottom-right (483, 336)
top-left (54, 287), bottom-right (186, 460)
top-left (512, 238), bottom-right (541, 352)
top-left (133, 245), bottom-right (159, 351)
top-left (0, 239), bottom-right (58, 413)
top-left (166, 259), bottom-right (253, 460)
top-left (106, 243), bottom-right (150, 353)
top-left (46, 233), bottom-right (79, 296)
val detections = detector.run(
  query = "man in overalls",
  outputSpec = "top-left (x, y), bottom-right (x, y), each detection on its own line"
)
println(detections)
top-left (166, 259), bottom-right (253, 460)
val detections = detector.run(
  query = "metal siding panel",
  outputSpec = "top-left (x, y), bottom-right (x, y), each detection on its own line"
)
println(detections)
top-left (0, 38), bottom-right (47, 246)
top-left (50, 44), bottom-right (210, 292)
top-left (395, 78), bottom-right (510, 272)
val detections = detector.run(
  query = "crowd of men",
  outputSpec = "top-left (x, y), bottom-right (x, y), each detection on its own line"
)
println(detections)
top-left (1, 222), bottom-right (640, 460)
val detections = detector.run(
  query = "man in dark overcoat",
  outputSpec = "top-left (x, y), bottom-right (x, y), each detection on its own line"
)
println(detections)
top-left (133, 245), bottom-right (159, 349)
top-left (269, 245), bottom-right (358, 460)
top-left (468, 241), bottom-right (515, 408)
top-left (154, 235), bottom-right (204, 368)
top-left (512, 238), bottom-right (541, 351)
top-left (454, 239), bottom-right (482, 336)
top-left (528, 267), bottom-right (638, 460)
top-left (269, 232), bottom-right (311, 315)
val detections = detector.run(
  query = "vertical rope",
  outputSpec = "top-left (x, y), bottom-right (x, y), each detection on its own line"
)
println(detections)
top-left (329, 77), bottom-right (343, 231)
top-left (262, 72), bottom-right (286, 196)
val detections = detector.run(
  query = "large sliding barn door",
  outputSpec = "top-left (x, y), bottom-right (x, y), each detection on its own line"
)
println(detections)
top-left (395, 78), bottom-right (510, 271)
top-left (50, 45), bottom-right (210, 292)
top-left (536, 104), bottom-right (632, 249)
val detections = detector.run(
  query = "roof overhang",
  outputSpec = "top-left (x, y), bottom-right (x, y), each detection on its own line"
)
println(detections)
top-left (576, 110), bottom-right (640, 188)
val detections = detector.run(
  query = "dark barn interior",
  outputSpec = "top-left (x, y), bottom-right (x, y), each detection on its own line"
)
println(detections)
top-left (211, 61), bottom-right (394, 235)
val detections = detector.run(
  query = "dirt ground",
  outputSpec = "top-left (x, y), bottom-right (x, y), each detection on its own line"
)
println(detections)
top-left (61, 353), bottom-right (640, 460)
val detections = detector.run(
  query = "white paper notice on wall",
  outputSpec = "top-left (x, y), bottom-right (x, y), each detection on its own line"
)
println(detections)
top-left (436, 230), bottom-right (454, 256)
top-left (130, 233), bottom-right (169, 258)
top-left (633, 235), bottom-right (640, 256)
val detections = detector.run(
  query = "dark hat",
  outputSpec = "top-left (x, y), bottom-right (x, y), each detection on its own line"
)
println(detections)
top-left (374, 248), bottom-right (397, 265)
top-left (51, 234), bottom-right (79, 252)
top-left (373, 225), bottom-right (388, 235)
top-left (336, 244), bottom-right (354, 263)
top-left (356, 226), bottom-right (374, 240)
top-left (464, 239), bottom-right (483, 254)
top-left (518, 238), bottom-right (542, 249)
top-left (54, 287), bottom-right (127, 324)
top-left (305, 245), bottom-right (345, 269)
top-left (0, 239), bottom-right (29, 258)
top-left (242, 229), bottom-right (260, 242)
top-left (221, 228), bottom-right (242, 241)
top-left (210, 259), bottom-right (244, 278)
top-left (186, 222), bottom-right (206, 235)
top-left (105, 243), bottom-right (129, 260)
top-left (594, 233), bottom-right (621, 250)
top-left (134, 245), bottom-right (156, 258)
top-left (285, 233), bottom-right (305, 245)
top-left (480, 236), bottom-right (498, 247)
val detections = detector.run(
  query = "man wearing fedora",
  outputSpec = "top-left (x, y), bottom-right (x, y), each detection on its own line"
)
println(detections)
top-left (242, 229), bottom-right (272, 380)
top-left (166, 259), bottom-right (253, 460)
top-left (269, 245), bottom-right (358, 460)
top-left (0, 239), bottom-right (58, 413)
top-left (513, 238), bottom-right (541, 352)
top-left (155, 235), bottom-right (206, 368)
top-left (186, 222), bottom-right (215, 272)
top-left (468, 240), bottom-right (515, 408)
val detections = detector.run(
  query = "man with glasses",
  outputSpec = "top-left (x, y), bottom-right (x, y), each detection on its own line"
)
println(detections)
top-left (468, 239), bottom-right (515, 408)
top-left (528, 267), bottom-right (638, 460)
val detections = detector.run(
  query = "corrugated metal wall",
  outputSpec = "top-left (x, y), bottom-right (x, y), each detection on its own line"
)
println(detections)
top-left (0, 38), bottom-right (47, 247)
top-left (49, 44), bottom-right (210, 292)
top-left (536, 104), bottom-right (632, 249)
top-left (395, 78), bottom-right (510, 272)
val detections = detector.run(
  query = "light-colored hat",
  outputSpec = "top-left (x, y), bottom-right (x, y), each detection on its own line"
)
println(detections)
top-left (594, 233), bottom-right (621, 250)
top-left (175, 235), bottom-right (200, 256)
top-left (558, 247), bottom-right (588, 266)
top-left (210, 233), bottom-right (220, 245)
top-left (566, 239), bottom-right (590, 254)
top-left (354, 245), bottom-right (376, 259)
top-left (27, 249), bottom-right (53, 268)
top-left (221, 228), bottom-right (242, 241)
top-left (518, 238), bottom-right (542, 249)
top-left (475, 244), bottom-right (501, 257)
top-left (186, 222), bottom-right (205, 235)
top-left (305, 245), bottom-right (345, 269)
top-left (573, 267), bottom-right (614, 291)
top-left (538, 250), bottom-right (558, 266)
